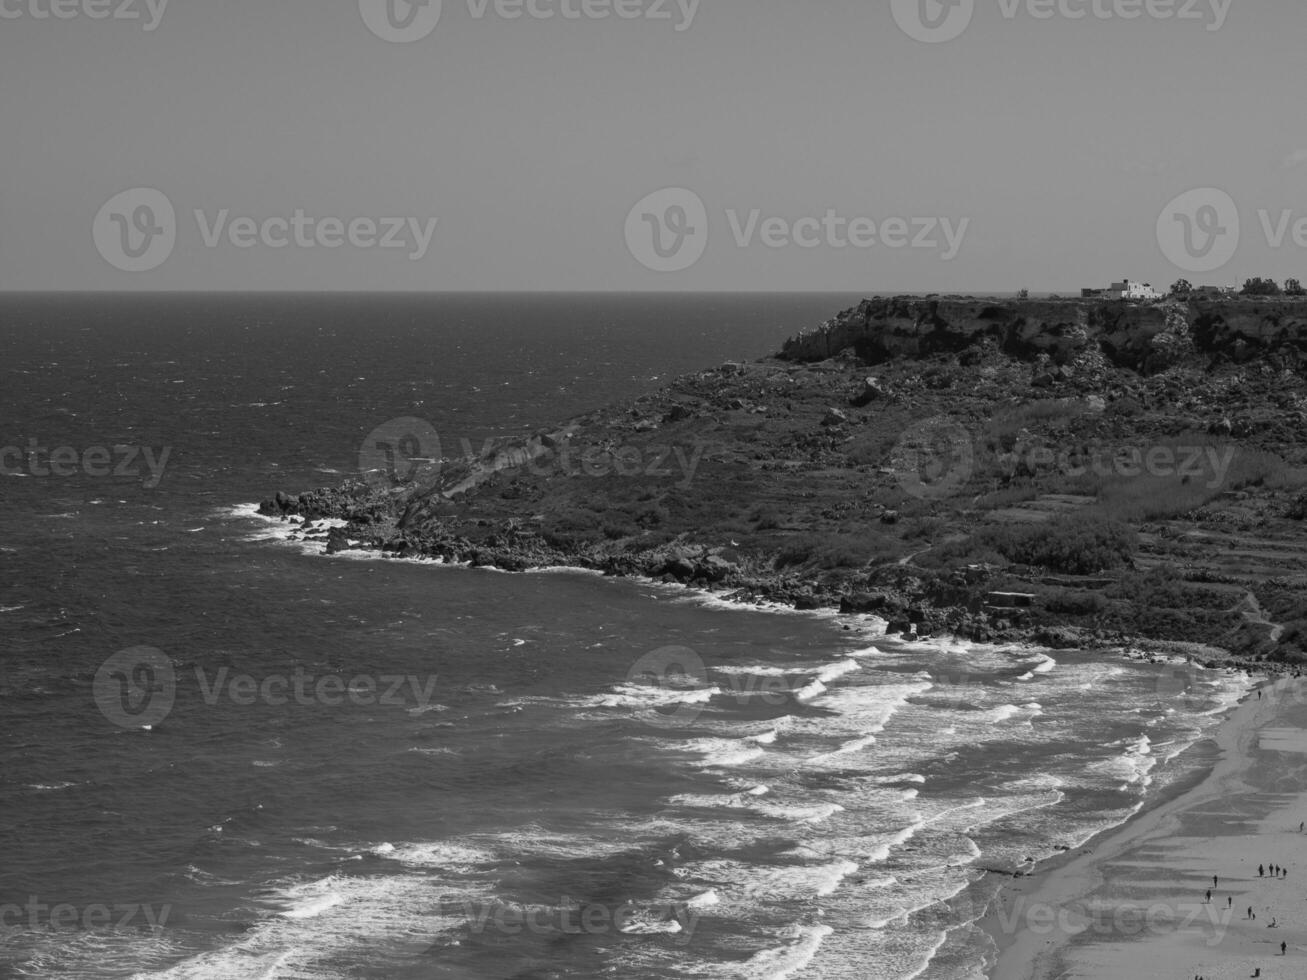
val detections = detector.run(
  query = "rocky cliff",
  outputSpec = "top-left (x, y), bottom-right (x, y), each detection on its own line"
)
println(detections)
top-left (780, 297), bottom-right (1307, 375)
top-left (262, 296), bottom-right (1307, 669)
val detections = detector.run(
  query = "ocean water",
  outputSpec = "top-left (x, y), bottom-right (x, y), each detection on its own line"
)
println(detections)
top-left (0, 293), bottom-right (1249, 980)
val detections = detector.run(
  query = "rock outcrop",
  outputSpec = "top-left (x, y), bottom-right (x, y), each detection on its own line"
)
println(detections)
top-left (780, 296), bottom-right (1307, 375)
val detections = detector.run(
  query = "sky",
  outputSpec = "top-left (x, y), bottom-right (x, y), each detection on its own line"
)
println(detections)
top-left (0, 0), bottom-right (1304, 292)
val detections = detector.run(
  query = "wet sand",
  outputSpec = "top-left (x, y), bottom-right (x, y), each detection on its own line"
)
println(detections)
top-left (985, 675), bottom-right (1307, 979)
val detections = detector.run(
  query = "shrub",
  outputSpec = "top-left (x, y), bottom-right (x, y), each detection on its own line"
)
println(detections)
top-left (774, 530), bottom-right (893, 570)
top-left (979, 518), bottom-right (1136, 575)
top-left (1042, 589), bottom-right (1108, 615)
top-left (1289, 491), bottom-right (1307, 520)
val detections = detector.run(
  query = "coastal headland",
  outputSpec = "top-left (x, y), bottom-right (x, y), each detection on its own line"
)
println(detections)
top-left (262, 295), bottom-right (1307, 668)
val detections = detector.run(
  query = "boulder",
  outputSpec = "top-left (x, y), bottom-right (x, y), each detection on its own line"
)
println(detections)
top-left (822, 408), bottom-right (849, 427)
top-left (660, 557), bottom-right (697, 582)
top-left (839, 592), bottom-right (906, 616)
top-left (697, 555), bottom-right (737, 583)
top-left (849, 377), bottom-right (887, 408)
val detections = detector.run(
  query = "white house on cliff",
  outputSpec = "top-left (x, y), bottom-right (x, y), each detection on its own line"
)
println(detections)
top-left (1103, 279), bottom-right (1162, 300)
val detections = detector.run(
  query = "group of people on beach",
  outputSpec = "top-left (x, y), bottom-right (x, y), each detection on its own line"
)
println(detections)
top-left (1197, 857), bottom-right (1294, 973)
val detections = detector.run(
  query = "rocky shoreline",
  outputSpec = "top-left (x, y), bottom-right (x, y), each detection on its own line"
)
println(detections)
top-left (262, 295), bottom-right (1307, 677)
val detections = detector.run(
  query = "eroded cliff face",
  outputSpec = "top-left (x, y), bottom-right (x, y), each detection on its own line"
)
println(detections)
top-left (779, 297), bottom-right (1307, 374)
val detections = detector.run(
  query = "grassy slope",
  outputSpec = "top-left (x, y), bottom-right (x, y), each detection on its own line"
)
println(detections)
top-left (267, 305), bottom-right (1307, 664)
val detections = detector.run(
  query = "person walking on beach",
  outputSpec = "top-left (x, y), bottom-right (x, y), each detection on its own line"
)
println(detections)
top-left (1249, 906), bottom-right (1254, 919)
top-left (1260, 864), bottom-right (1265, 877)
top-left (1283, 941), bottom-right (1288, 955)
top-left (1228, 896), bottom-right (1232, 908)
top-left (1213, 874), bottom-right (1218, 888)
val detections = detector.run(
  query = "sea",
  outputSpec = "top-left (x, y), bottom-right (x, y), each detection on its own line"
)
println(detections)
top-left (0, 293), bottom-right (1250, 980)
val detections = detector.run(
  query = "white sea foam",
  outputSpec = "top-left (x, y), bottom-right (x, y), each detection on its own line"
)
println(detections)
top-left (684, 859), bottom-right (860, 904)
top-left (1017, 654), bottom-right (1057, 681)
top-left (685, 737), bottom-right (768, 768)
top-left (374, 842), bottom-right (497, 870)
top-left (575, 682), bottom-right (721, 712)
top-left (724, 923), bottom-right (834, 980)
top-left (981, 702), bottom-right (1043, 724)
top-left (1086, 733), bottom-right (1158, 790)
top-left (804, 733), bottom-right (878, 766)
top-left (814, 659), bottom-right (862, 683)
top-left (130, 872), bottom-right (484, 979)
top-left (713, 664), bottom-right (793, 677)
top-left (792, 679), bottom-right (827, 703)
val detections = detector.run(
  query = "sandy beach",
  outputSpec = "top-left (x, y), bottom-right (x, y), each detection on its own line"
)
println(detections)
top-left (985, 674), bottom-right (1307, 979)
